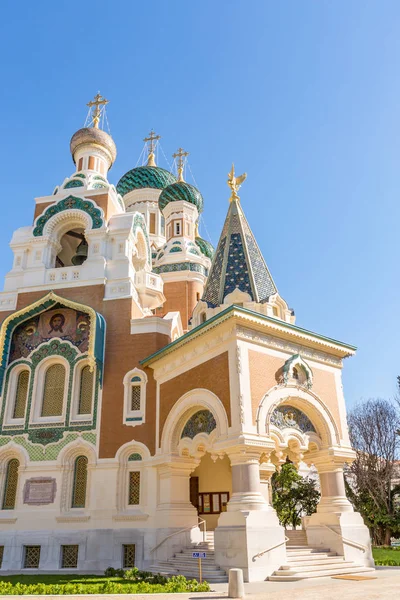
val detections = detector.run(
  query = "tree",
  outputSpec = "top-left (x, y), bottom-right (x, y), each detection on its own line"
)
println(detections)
top-left (346, 398), bottom-right (400, 546)
top-left (272, 461), bottom-right (320, 529)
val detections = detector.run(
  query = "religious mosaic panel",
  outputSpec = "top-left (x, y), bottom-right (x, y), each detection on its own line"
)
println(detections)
top-left (270, 405), bottom-right (316, 433)
top-left (181, 410), bottom-right (217, 439)
top-left (9, 306), bottom-right (90, 364)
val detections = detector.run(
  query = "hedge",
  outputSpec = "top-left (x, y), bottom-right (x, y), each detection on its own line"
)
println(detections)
top-left (0, 575), bottom-right (211, 595)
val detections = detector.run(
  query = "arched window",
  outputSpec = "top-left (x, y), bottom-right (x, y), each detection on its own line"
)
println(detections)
top-left (78, 366), bottom-right (94, 415)
top-left (2, 459), bottom-right (19, 510)
top-left (41, 364), bottom-right (66, 417)
top-left (123, 369), bottom-right (147, 427)
top-left (13, 370), bottom-right (29, 419)
top-left (71, 456), bottom-right (88, 508)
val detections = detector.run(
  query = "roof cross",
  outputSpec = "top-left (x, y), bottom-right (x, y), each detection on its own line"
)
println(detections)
top-left (87, 93), bottom-right (109, 129)
top-left (173, 147), bottom-right (189, 182)
top-left (143, 130), bottom-right (161, 166)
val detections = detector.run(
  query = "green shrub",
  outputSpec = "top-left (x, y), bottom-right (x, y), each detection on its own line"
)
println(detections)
top-left (0, 574), bottom-right (211, 595)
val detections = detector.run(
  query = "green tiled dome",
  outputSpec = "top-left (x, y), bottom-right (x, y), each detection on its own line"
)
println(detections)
top-left (195, 236), bottom-right (214, 260)
top-left (116, 166), bottom-right (176, 197)
top-left (158, 181), bottom-right (204, 214)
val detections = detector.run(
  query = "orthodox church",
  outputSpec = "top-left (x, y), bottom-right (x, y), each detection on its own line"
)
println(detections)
top-left (0, 96), bottom-right (374, 581)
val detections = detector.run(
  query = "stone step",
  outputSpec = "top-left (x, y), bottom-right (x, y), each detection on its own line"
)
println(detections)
top-left (280, 560), bottom-right (356, 573)
top-left (150, 565), bottom-right (227, 582)
top-left (285, 557), bottom-right (349, 567)
top-left (269, 566), bottom-right (374, 581)
top-left (157, 559), bottom-right (219, 571)
top-left (286, 548), bottom-right (334, 556)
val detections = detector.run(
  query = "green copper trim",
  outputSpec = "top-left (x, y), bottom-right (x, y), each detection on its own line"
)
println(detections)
top-left (33, 196), bottom-right (103, 236)
top-left (140, 305), bottom-right (357, 366)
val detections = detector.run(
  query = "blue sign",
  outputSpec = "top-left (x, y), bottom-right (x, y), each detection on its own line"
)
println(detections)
top-left (192, 552), bottom-right (207, 559)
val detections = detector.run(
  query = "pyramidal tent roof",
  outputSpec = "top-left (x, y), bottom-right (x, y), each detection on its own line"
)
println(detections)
top-left (202, 198), bottom-right (277, 308)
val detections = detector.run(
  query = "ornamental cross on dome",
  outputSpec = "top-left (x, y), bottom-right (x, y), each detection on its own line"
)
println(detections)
top-left (87, 93), bottom-right (109, 129)
top-left (143, 130), bottom-right (161, 166)
top-left (227, 163), bottom-right (247, 202)
top-left (173, 147), bottom-right (189, 182)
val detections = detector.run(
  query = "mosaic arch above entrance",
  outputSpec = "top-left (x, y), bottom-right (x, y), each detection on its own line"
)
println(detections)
top-left (160, 388), bottom-right (229, 455)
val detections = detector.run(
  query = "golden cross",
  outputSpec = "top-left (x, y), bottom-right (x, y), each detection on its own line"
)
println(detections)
top-left (87, 93), bottom-right (109, 129)
top-left (173, 147), bottom-right (189, 182)
top-left (143, 130), bottom-right (161, 166)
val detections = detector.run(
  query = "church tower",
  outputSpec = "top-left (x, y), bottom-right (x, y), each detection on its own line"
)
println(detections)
top-left (153, 148), bottom-right (212, 330)
top-left (192, 165), bottom-right (294, 327)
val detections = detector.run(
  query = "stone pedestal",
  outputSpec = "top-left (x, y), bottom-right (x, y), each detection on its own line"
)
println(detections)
top-left (214, 452), bottom-right (285, 582)
top-left (306, 454), bottom-right (374, 568)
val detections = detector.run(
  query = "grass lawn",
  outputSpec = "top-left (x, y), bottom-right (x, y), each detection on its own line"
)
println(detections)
top-left (373, 546), bottom-right (400, 566)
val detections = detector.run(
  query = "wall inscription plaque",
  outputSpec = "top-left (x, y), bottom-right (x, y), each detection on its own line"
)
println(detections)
top-left (23, 478), bottom-right (57, 505)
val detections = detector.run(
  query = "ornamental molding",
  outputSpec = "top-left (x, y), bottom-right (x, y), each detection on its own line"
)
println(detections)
top-left (153, 325), bottom-right (236, 382)
top-left (112, 513), bottom-right (149, 522)
top-left (56, 515), bottom-right (91, 523)
top-left (236, 326), bottom-right (343, 367)
top-left (33, 196), bottom-right (105, 237)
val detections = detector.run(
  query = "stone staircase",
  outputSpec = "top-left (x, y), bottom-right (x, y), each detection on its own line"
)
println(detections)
top-left (269, 529), bottom-right (374, 581)
top-left (151, 531), bottom-right (228, 583)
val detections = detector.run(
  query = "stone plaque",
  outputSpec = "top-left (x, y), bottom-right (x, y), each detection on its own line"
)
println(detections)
top-left (23, 477), bottom-right (57, 505)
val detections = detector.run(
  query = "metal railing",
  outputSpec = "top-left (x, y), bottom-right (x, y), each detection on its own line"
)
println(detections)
top-left (150, 518), bottom-right (207, 555)
top-left (252, 536), bottom-right (289, 561)
top-left (321, 524), bottom-right (367, 553)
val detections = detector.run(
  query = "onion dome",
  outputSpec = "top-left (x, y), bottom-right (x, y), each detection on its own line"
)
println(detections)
top-left (116, 166), bottom-right (176, 197)
top-left (70, 127), bottom-right (117, 166)
top-left (158, 181), bottom-right (204, 213)
top-left (195, 236), bottom-right (214, 260)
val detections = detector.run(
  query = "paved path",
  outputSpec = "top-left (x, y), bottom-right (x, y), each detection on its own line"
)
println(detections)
top-left (1, 568), bottom-right (399, 599)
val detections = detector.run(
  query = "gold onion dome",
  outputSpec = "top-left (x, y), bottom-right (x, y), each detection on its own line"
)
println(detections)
top-left (70, 127), bottom-right (117, 166)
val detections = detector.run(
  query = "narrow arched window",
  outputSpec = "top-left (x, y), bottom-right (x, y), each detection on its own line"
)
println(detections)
top-left (41, 364), bottom-right (66, 417)
top-left (71, 456), bottom-right (88, 508)
top-left (78, 366), bottom-right (93, 415)
top-left (13, 370), bottom-right (29, 419)
top-left (2, 459), bottom-right (19, 510)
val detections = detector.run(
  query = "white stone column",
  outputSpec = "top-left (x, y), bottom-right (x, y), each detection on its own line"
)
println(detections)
top-left (228, 452), bottom-right (269, 511)
top-left (306, 449), bottom-right (375, 568)
top-left (260, 460), bottom-right (276, 508)
top-left (214, 447), bottom-right (286, 582)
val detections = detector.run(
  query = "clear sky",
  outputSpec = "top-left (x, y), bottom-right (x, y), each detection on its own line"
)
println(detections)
top-left (0, 1), bottom-right (399, 408)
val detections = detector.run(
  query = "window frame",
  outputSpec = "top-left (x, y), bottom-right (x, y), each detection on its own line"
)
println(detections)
top-left (70, 361), bottom-right (95, 423)
top-left (123, 368), bottom-right (147, 427)
top-left (4, 365), bottom-right (31, 426)
top-left (30, 356), bottom-right (70, 425)
top-left (1, 458), bottom-right (20, 511)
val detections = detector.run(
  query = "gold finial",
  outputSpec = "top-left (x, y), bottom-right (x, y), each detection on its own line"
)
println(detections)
top-left (87, 93), bottom-right (109, 129)
top-left (143, 129), bottom-right (161, 166)
top-left (195, 221), bottom-right (200, 237)
top-left (173, 147), bottom-right (189, 182)
top-left (227, 163), bottom-right (247, 202)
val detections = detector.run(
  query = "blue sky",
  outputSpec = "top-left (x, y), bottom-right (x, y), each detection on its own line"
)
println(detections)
top-left (0, 1), bottom-right (399, 408)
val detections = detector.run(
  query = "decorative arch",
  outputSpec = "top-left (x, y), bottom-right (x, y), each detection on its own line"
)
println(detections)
top-left (115, 441), bottom-right (150, 513)
top-left (256, 384), bottom-right (340, 446)
top-left (0, 292), bottom-right (106, 392)
top-left (131, 212), bottom-right (151, 268)
top-left (281, 354), bottom-right (313, 388)
top-left (122, 368), bottom-right (148, 426)
top-left (57, 438), bottom-right (96, 512)
top-left (33, 196), bottom-right (104, 237)
top-left (161, 388), bottom-right (229, 455)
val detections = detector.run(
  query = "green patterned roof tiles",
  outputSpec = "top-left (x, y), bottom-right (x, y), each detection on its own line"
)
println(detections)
top-left (158, 181), bottom-right (204, 213)
top-left (195, 236), bottom-right (214, 260)
top-left (116, 166), bottom-right (176, 196)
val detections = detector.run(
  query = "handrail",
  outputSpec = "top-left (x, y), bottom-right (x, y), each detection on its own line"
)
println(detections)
top-left (252, 536), bottom-right (289, 561)
top-left (321, 524), bottom-right (366, 553)
top-left (150, 518), bottom-right (207, 554)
